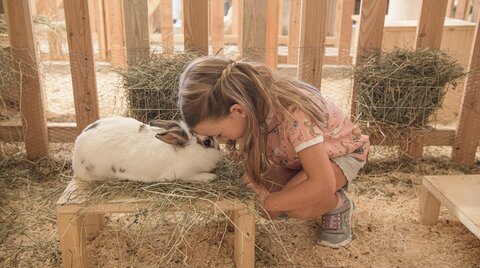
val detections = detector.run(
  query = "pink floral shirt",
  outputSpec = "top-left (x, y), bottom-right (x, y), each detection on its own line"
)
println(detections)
top-left (266, 89), bottom-right (370, 169)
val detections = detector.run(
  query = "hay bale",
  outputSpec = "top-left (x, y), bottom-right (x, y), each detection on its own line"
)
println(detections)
top-left (354, 48), bottom-right (466, 129)
top-left (117, 51), bottom-right (202, 123)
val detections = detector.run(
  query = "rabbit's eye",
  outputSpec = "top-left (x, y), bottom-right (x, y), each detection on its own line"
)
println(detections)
top-left (202, 138), bottom-right (213, 148)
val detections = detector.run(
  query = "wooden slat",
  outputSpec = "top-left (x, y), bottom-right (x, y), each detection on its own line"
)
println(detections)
top-left (148, 0), bottom-right (161, 35)
top-left (3, 0), bottom-right (49, 159)
top-left (452, 14), bottom-right (480, 166)
top-left (350, 0), bottom-right (387, 116)
top-left (454, 0), bottom-right (469, 20)
top-left (472, 0), bottom-right (480, 22)
top-left (265, 0), bottom-right (279, 70)
top-left (123, 0), bottom-right (149, 66)
top-left (338, 0), bottom-right (355, 64)
top-left (403, 0), bottom-right (449, 159)
top-left (94, 0), bottom-right (107, 60)
top-left (287, 0), bottom-right (301, 64)
top-left (159, 0), bottom-right (174, 53)
top-left (422, 175), bottom-right (480, 238)
top-left (63, 0), bottom-right (100, 133)
top-left (241, 0), bottom-right (267, 62)
top-left (103, 0), bottom-right (126, 67)
top-left (183, 0), bottom-right (208, 54)
top-left (210, 0), bottom-right (224, 56)
top-left (297, 0), bottom-right (327, 89)
top-left (415, 0), bottom-right (448, 49)
top-left (446, 0), bottom-right (455, 17)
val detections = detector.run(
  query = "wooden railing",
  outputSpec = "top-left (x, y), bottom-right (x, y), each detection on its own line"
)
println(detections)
top-left (0, 0), bottom-right (479, 166)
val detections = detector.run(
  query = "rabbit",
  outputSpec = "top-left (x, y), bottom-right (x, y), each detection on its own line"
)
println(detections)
top-left (72, 116), bottom-right (222, 183)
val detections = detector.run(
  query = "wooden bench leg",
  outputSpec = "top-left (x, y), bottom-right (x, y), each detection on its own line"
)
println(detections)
top-left (419, 186), bottom-right (441, 225)
top-left (232, 208), bottom-right (255, 268)
top-left (84, 213), bottom-right (105, 240)
top-left (57, 213), bottom-right (89, 268)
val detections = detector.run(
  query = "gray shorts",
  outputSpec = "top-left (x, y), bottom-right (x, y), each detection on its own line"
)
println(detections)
top-left (331, 155), bottom-right (366, 191)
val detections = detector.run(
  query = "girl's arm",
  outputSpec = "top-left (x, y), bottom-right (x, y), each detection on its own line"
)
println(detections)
top-left (261, 142), bottom-right (337, 212)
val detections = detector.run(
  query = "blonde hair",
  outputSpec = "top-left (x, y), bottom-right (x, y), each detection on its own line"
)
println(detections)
top-left (178, 56), bottom-right (325, 183)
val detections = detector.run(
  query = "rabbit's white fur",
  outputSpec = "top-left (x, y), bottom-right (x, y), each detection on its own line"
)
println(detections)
top-left (72, 116), bottom-right (221, 183)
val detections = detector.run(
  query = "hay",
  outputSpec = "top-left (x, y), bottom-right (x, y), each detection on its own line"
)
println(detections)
top-left (0, 47), bottom-right (19, 121)
top-left (354, 48), bottom-right (466, 130)
top-left (117, 51), bottom-right (202, 122)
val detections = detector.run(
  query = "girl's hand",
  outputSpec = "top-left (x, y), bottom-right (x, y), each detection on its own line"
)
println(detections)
top-left (242, 174), bottom-right (270, 206)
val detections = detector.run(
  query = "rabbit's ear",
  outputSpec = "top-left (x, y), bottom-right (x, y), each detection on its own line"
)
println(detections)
top-left (155, 127), bottom-right (189, 147)
top-left (149, 119), bottom-right (179, 130)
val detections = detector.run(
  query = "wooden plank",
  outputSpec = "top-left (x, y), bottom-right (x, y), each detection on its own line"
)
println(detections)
top-left (57, 213), bottom-right (89, 268)
top-left (182, 0), bottom-right (208, 54)
top-left (350, 0), bottom-right (387, 116)
top-left (451, 14), bottom-right (480, 166)
top-left (210, 0), bottom-right (224, 56)
top-left (94, 0), bottom-right (107, 60)
top-left (159, 0), bottom-right (174, 54)
top-left (265, 0), bottom-right (279, 70)
top-left (241, 0), bottom-right (267, 62)
top-left (232, 0), bottom-right (240, 36)
top-left (338, 0), bottom-right (355, 64)
top-left (415, 0), bottom-right (448, 50)
top-left (297, 0), bottom-right (327, 89)
top-left (287, 0), bottom-right (301, 64)
top-left (64, 0), bottom-right (100, 133)
top-left (455, 0), bottom-right (469, 20)
top-left (123, 0), bottom-right (150, 66)
top-left (3, 0), bottom-right (49, 160)
top-left (422, 175), bottom-right (480, 238)
top-left (148, 0), bottom-right (161, 35)
top-left (103, 0), bottom-right (126, 67)
top-left (403, 0), bottom-right (449, 159)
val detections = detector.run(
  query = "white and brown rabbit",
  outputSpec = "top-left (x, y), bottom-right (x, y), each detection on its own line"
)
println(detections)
top-left (72, 116), bottom-right (222, 183)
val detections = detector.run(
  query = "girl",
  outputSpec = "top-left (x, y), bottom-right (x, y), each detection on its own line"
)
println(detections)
top-left (178, 56), bottom-right (369, 248)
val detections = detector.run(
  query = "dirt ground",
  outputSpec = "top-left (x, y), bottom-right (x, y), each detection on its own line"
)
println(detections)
top-left (1, 61), bottom-right (480, 267)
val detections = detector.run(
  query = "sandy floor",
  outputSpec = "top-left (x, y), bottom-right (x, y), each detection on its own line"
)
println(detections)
top-left (1, 61), bottom-right (479, 267)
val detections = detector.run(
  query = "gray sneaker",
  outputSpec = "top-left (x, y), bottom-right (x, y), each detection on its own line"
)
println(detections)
top-left (317, 190), bottom-right (354, 248)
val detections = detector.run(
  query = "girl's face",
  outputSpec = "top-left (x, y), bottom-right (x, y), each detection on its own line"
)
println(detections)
top-left (192, 104), bottom-right (247, 143)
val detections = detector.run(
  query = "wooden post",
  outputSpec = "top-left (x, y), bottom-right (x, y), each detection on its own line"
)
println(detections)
top-left (452, 14), bottom-right (480, 166)
top-left (350, 0), bottom-right (388, 116)
top-left (57, 214), bottom-right (89, 268)
top-left (148, 0), bottom-right (161, 34)
top-left (337, 0), bottom-right (355, 64)
top-left (419, 186), bottom-right (441, 225)
top-left (400, 0), bottom-right (449, 159)
top-left (93, 0), bottom-right (107, 61)
top-left (3, 0), bottom-right (49, 160)
top-left (472, 0), bottom-right (480, 22)
top-left (103, 0), bottom-right (126, 67)
top-left (233, 208), bottom-right (255, 268)
top-left (64, 0), bottom-right (100, 133)
top-left (454, 0), bottom-right (469, 20)
top-left (446, 0), bottom-right (454, 17)
top-left (287, 0), bottom-right (301, 64)
top-left (241, 0), bottom-right (267, 62)
top-left (123, 0), bottom-right (150, 66)
top-left (183, 0), bottom-right (208, 54)
top-left (159, 0), bottom-right (174, 54)
top-left (265, 0), bottom-right (279, 70)
top-left (210, 0), bottom-right (224, 56)
top-left (297, 0), bottom-right (327, 89)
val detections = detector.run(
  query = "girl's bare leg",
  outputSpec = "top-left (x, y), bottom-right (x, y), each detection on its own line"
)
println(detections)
top-left (264, 161), bottom-right (348, 219)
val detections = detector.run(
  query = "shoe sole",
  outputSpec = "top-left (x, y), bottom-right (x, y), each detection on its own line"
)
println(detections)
top-left (317, 195), bottom-right (355, 248)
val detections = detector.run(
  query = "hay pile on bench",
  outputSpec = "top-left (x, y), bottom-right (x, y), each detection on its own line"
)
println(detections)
top-left (117, 51), bottom-right (201, 122)
top-left (354, 48), bottom-right (466, 135)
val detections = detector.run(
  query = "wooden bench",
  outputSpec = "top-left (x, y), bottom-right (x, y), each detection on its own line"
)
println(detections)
top-left (419, 174), bottom-right (480, 239)
top-left (56, 179), bottom-right (255, 268)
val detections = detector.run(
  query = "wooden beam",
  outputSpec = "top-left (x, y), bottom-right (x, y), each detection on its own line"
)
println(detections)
top-left (123, 0), bottom-right (150, 65)
top-left (297, 0), bottom-right (327, 89)
top-left (265, 0), bottom-right (279, 70)
top-left (241, 0), bottom-right (267, 62)
top-left (3, 0), bottom-right (49, 160)
top-left (159, 0), bottom-right (174, 54)
top-left (350, 0), bottom-right (387, 116)
top-left (338, 0), bottom-right (355, 65)
top-left (103, 0), bottom-right (126, 67)
top-left (287, 0), bottom-right (301, 64)
top-left (452, 14), bottom-right (480, 166)
top-left (183, 0), bottom-right (208, 54)
top-left (210, 0), bottom-right (224, 56)
top-left (64, 0), bottom-right (100, 133)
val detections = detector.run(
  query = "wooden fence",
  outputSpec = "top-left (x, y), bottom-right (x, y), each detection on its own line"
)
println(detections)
top-left (0, 0), bottom-right (479, 166)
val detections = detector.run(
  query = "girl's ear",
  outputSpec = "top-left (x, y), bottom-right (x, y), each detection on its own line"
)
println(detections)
top-left (229, 103), bottom-right (245, 116)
